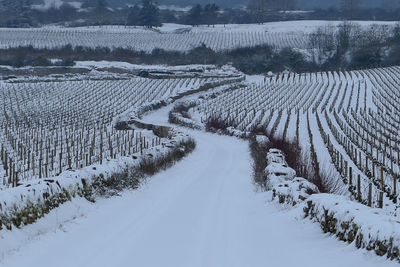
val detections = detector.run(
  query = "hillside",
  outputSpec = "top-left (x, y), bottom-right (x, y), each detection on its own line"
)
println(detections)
top-left (1, 16), bottom-right (400, 267)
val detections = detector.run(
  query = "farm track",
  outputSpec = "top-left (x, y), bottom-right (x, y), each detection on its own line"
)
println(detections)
top-left (0, 106), bottom-right (396, 267)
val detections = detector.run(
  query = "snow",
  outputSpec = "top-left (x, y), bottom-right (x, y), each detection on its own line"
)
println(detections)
top-left (267, 148), bottom-right (286, 165)
top-left (225, 126), bottom-right (251, 138)
top-left (0, 132), bottom-right (188, 227)
top-left (0, 107), bottom-right (397, 266)
top-left (166, 21), bottom-right (397, 34)
top-left (255, 135), bottom-right (269, 145)
top-left (306, 194), bottom-right (400, 238)
top-left (188, 66), bottom-right (400, 212)
top-left (265, 148), bottom-right (298, 190)
top-left (273, 177), bottom-right (320, 205)
top-left (75, 61), bottom-right (217, 72)
top-left (246, 75), bottom-right (268, 85)
top-left (111, 77), bottom-right (242, 127)
top-left (0, 197), bottom-right (94, 261)
top-left (1, 61), bottom-right (399, 264)
top-left (0, 156), bottom-right (132, 218)
top-left (0, 21), bottom-right (397, 52)
top-left (303, 194), bottom-right (400, 255)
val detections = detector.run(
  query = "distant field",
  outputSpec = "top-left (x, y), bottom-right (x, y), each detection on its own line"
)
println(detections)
top-left (0, 25), bottom-right (306, 52)
top-left (0, 21), bottom-right (395, 53)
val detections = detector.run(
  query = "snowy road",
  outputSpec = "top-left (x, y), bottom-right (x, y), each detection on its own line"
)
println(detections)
top-left (0, 107), bottom-right (396, 267)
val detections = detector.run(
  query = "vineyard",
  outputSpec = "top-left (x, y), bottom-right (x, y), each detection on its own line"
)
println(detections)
top-left (0, 62), bottom-right (399, 263)
top-left (1, 13), bottom-right (400, 265)
top-left (0, 21), bottom-right (395, 53)
top-left (0, 72), bottom-right (241, 188)
top-left (180, 66), bottom-right (400, 216)
top-left (0, 25), bottom-right (309, 52)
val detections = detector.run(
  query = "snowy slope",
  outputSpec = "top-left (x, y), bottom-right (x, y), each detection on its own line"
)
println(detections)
top-left (0, 21), bottom-right (396, 52)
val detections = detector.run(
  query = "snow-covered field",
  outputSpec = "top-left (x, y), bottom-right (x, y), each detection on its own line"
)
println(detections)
top-left (0, 26), bottom-right (307, 52)
top-left (0, 107), bottom-right (396, 267)
top-left (177, 66), bottom-right (400, 218)
top-left (0, 67), bottom-right (242, 187)
top-left (0, 21), bottom-right (395, 52)
top-left (0, 31), bottom-right (399, 263)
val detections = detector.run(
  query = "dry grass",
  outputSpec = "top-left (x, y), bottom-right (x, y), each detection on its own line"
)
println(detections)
top-left (248, 128), bottom-right (340, 194)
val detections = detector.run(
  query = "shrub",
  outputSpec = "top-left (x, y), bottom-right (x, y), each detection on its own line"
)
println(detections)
top-left (249, 137), bottom-right (269, 188)
top-left (139, 138), bottom-right (196, 176)
top-left (205, 117), bottom-right (231, 132)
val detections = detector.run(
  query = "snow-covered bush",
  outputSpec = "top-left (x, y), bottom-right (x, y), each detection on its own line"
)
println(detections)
top-left (0, 156), bottom-right (137, 231)
top-left (225, 127), bottom-right (252, 139)
top-left (267, 148), bottom-right (286, 165)
top-left (265, 149), bottom-right (296, 189)
top-left (303, 194), bottom-right (400, 261)
top-left (169, 100), bottom-right (204, 130)
top-left (255, 135), bottom-right (270, 146)
top-left (265, 148), bottom-right (319, 205)
top-left (272, 177), bottom-right (320, 206)
top-left (0, 134), bottom-right (195, 232)
top-left (169, 113), bottom-right (204, 130)
top-left (265, 162), bottom-right (296, 187)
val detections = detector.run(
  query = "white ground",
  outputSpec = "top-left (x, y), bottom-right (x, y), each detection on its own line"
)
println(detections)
top-left (0, 106), bottom-right (396, 267)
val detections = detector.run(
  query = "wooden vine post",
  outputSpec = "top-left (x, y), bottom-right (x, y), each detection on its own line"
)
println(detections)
top-left (394, 174), bottom-right (397, 203)
top-left (349, 166), bottom-right (353, 186)
top-left (379, 167), bottom-right (384, 208)
top-left (357, 174), bottom-right (361, 201)
top-left (368, 183), bottom-right (373, 207)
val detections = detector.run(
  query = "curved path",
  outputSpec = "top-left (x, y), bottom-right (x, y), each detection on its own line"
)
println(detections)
top-left (0, 107), bottom-right (395, 267)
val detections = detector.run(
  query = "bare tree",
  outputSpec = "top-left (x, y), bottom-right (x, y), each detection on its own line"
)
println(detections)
top-left (336, 21), bottom-right (359, 55)
top-left (275, 0), bottom-right (296, 11)
top-left (341, 0), bottom-right (359, 20)
top-left (352, 24), bottom-right (390, 67)
top-left (248, 0), bottom-right (268, 23)
top-left (248, 0), bottom-right (296, 23)
top-left (309, 25), bottom-right (335, 64)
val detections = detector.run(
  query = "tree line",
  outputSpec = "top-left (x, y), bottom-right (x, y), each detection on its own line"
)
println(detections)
top-left (125, 0), bottom-right (220, 28)
top-left (0, 44), bottom-right (311, 74)
top-left (308, 22), bottom-right (400, 70)
top-left (2, 0), bottom-right (400, 28)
